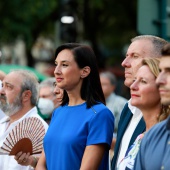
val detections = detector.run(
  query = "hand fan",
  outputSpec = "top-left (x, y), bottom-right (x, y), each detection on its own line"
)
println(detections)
top-left (0, 117), bottom-right (45, 155)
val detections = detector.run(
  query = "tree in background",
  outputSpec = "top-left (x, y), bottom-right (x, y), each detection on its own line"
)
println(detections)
top-left (79, 0), bottom-right (137, 68)
top-left (0, 0), bottom-right (58, 66)
top-left (0, 0), bottom-right (137, 69)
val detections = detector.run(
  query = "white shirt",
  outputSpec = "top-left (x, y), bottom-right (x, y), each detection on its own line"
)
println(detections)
top-left (116, 99), bottom-right (142, 168)
top-left (0, 109), bottom-right (6, 120)
top-left (0, 107), bottom-right (48, 170)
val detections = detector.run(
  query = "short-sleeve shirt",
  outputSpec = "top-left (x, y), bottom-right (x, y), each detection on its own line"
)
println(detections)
top-left (134, 116), bottom-right (170, 170)
top-left (43, 102), bottom-right (114, 170)
top-left (0, 107), bottom-right (48, 170)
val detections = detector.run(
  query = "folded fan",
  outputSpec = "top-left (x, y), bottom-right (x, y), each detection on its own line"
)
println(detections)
top-left (0, 117), bottom-right (45, 155)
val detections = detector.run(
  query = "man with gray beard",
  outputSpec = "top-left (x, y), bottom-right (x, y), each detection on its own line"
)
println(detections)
top-left (0, 70), bottom-right (48, 170)
top-left (0, 91), bottom-right (22, 117)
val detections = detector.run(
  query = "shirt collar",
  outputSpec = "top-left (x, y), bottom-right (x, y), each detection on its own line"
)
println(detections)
top-left (0, 116), bottom-right (10, 124)
top-left (0, 106), bottom-right (37, 124)
top-left (128, 99), bottom-right (142, 118)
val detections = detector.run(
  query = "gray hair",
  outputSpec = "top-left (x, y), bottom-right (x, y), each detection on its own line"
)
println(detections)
top-left (131, 35), bottom-right (168, 57)
top-left (100, 71), bottom-right (117, 86)
top-left (39, 77), bottom-right (56, 92)
top-left (11, 70), bottom-right (39, 105)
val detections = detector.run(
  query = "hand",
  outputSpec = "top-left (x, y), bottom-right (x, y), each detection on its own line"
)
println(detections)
top-left (14, 151), bottom-right (32, 166)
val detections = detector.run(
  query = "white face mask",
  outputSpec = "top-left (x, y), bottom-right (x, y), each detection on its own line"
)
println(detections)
top-left (38, 98), bottom-right (55, 115)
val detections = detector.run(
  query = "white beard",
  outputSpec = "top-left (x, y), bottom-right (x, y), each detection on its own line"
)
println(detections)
top-left (0, 95), bottom-right (22, 117)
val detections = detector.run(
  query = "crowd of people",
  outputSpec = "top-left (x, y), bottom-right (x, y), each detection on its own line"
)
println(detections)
top-left (0, 35), bottom-right (170, 170)
top-left (111, 35), bottom-right (168, 170)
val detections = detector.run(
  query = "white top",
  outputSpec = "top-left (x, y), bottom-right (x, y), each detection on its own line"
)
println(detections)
top-left (0, 107), bottom-right (48, 170)
top-left (116, 99), bottom-right (142, 168)
top-left (0, 109), bottom-right (6, 120)
top-left (117, 133), bottom-right (144, 170)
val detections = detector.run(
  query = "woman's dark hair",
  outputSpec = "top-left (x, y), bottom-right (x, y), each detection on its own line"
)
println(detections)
top-left (55, 43), bottom-right (105, 108)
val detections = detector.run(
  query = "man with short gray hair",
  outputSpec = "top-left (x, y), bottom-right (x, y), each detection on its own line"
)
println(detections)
top-left (0, 70), bottom-right (48, 170)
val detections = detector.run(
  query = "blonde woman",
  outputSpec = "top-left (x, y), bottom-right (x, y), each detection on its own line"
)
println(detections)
top-left (117, 58), bottom-right (169, 170)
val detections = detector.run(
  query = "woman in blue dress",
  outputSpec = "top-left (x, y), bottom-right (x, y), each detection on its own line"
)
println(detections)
top-left (36, 43), bottom-right (114, 170)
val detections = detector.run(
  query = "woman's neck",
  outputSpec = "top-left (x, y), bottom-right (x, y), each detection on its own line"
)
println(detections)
top-left (66, 86), bottom-right (85, 106)
top-left (141, 105), bottom-right (161, 132)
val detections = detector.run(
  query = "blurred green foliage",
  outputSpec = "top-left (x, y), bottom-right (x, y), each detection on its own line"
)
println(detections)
top-left (0, 0), bottom-right (137, 68)
top-left (0, 0), bottom-right (58, 46)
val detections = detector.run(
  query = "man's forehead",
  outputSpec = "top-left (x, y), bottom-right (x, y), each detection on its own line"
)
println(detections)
top-left (159, 57), bottom-right (170, 67)
top-left (40, 86), bottom-right (52, 93)
top-left (4, 72), bottom-right (22, 85)
top-left (4, 72), bottom-right (16, 80)
top-left (160, 56), bottom-right (170, 62)
top-left (127, 40), bottom-right (153, 55)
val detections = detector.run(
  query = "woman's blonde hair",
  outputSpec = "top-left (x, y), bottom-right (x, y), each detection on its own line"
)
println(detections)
top-left (142, 58), bottom-right (160, 78)
top-left (142, 58), bottom-right (170, 122)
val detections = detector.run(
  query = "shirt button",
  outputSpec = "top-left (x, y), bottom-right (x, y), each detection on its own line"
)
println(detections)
top-left (161, 166), bottom-right (164, 170)
top-left (168, 141), bottom-right (170, 145)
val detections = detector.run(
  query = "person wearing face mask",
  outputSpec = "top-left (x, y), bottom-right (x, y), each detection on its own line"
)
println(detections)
top-left (38, 77), bottom-right (63, 124)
